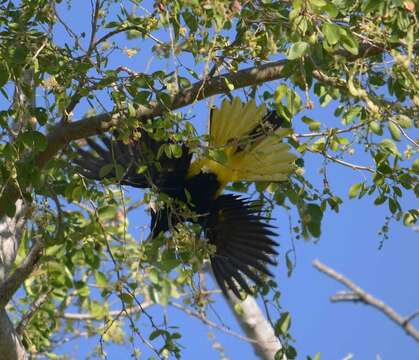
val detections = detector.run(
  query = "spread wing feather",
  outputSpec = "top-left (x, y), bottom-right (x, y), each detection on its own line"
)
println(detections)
top-left (205, 194), bottom-right (278, 298)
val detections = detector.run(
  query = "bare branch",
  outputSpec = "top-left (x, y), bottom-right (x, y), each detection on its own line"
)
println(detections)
top-left (16, 290), bottom-right (52, 335)
top-left (404, 311), bottom-right (419, 325)
top-left (307, 149), bottom-right (375, 173)
top-left (389, 119), bottom-right (418, 148)
top-left (62, 299), bottom-right (153, 321)
top-left (313, 259), bottom-right (419, 343)
top-left (170, 302), bottom-right (259, 344)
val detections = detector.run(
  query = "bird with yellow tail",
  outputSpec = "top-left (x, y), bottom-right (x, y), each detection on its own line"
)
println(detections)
top-left (74, 97), bottom-right (297, 298)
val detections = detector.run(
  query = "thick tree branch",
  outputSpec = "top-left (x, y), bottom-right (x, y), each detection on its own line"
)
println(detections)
top-left (0, 237), bottom-right (45, 308)
top-left (0, 200), bottom-right (29, 283)
top-left (313, 259), bottom-right (419, 343)
top-left (226, 292), bottom-right (284, 360)
top-left (35, 59), bottom-right (288, 166)
top-left (0, 309), bottom-right (26, 360)
top-left (0, 41), bottom-right (391, 215)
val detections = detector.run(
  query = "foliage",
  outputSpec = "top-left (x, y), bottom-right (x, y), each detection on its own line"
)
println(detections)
top-left (0, 0), bottom-right (417, 358)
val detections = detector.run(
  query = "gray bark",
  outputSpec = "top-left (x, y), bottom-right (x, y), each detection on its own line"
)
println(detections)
top-left (227, 294), bottom-right (284, 360)
top-left (0, 201), bottom-right (29, 360)
top-left (0, 69), bottom-right (34, 360)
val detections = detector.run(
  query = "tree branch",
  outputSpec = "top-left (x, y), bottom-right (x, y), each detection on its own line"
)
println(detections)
top-left (0, 39), bottom-right (393, 215)
top-left (16, 290), bottom-right (52, 335)
top-left (170, 302), bottom-right (259, 344)
top-left (226, 292), bottom-right (284, 360)
top-left (61, 299), bottom-right (153, 321)
top-left (0, 236), bottom-right (45, 308)
top-left (313, 259), bottom-right (419, 343)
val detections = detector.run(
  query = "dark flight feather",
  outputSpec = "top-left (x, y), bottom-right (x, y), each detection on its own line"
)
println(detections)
top-left (205, 194), bottom-right (278, 298)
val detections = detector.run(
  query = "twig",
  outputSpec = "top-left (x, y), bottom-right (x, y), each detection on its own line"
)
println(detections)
top-left (313, 259), bottom-right (419, 343)
top-left (389, 119), bottom-right (418, 148)
top-left (94, 25), bottom-right (164, 48)
top-left (62, 300), bottom-right (153, 321)
top-left (308, 149), bottom-right (375, 173)
top-left (16, 290), bottom-right (53, 334)
top-left (293, 120), bottom-right (374, 138)
top-left (170, 302), bottom-right (259, 343)
top-left (404, 310), bottom-right (419, 325)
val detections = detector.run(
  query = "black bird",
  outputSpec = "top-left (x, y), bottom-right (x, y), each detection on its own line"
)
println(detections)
top-left (74, 97), bottom-right (297, 298)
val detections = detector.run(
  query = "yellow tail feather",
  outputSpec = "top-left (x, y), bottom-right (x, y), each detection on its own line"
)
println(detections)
top-left (188, 97), bottom-right (297, 186)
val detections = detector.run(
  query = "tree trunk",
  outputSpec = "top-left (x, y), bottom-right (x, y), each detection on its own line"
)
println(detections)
top-left (0, 201), bottom-right (29, 360)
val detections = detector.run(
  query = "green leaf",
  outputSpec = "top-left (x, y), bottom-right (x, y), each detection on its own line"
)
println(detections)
top-left (209, 149), bottom-right (227, 164)
top-left (395, 115), bottom-right (412, 128)
top-left (134, 91), bottom-right (151, 104)
top-left (349, 182), bottom-right (363, 199)
top-left (343, 106), bottom-right (362, 125)
top-left (339, 30), bottom-right (358, 55)
top-left (33, 107), bottom-right (48, 125)
top-left (94, 271), bottom-right (108, 288)
top-left (12, 47), bottom-right (28, 64)
top-left (324, 3), bottom-right (338, 17)
top-left (149, 329), bottom-right (163, 341)
top-left (286, 89), bottom-right (302, 115)
top-left (302, 116), bottom-right (321, 131)
top-left (363, 0), bottom-right (382, 13)
top-left (98, 205), bottom-right (116, 221)
top-left (310, 0), bottom-right (327, 7)
top-left (286, 346), bottom-right (297, 359)
top-left (159, 249), bottom-right (181, 272)
top-left (20, 131), bottom-right (47, 151)
top-left (128, 103), bottom-right (136, 117)
top-left (0, 63), bottom-right (9, 88)
top-left (182, 10), bottom-right (198, 32)
top-left (388, 122), bottom-right (401, 141)
top-left (403, 211), bottom-right (417, 226)
top-left (224, 78), bottom-right (234, 91)
top-left (288, 42), bottom-right (309, 60)
top-left (275, 84), bottom-right (288, 104)
top-left (90, 300), bottom-right (107, 319)
top-left (369, 121), bottom-right (382, 135)
top-left (322, 23), bottom-right (340, 45)
top-left (275, 312), bottom-right (291, 336)
top-left (380, 139), bottom-right (400, 157)
top-left (388, 198), bottom-right (398, 214)
top-left (170, 143), bottom-right (183, 159)
top-left (120, 292), bottom-right (134, 305)
top-left (285, 252), bottom-right (293, 277)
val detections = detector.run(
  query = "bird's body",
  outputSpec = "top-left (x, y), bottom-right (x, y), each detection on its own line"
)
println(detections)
top-left (74, 97), bottom-right (297, 298)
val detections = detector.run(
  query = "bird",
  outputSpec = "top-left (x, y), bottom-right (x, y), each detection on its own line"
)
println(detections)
top-left (73, 97), bottom-right (297, 298)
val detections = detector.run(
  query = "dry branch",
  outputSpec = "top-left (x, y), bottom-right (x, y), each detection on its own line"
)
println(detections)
top-left (313, 259), bottom-right (419, 343)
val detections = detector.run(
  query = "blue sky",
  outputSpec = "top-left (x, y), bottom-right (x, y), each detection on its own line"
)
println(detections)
top-left (6, 1), bottom-right (419, 359)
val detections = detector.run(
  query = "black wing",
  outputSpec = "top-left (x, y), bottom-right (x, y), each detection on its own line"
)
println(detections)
top-left (204, 194), bottom-right (278, 299)
top-left (73, 130), bottom-right (193, 238)
top-left (73, 131), bottom-right (192, 190)
top-left (73, 135), bottom-right (150, 188)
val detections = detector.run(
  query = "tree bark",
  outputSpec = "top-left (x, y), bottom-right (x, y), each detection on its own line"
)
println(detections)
top-left (227, 294), bottom-right (284, 360)
top-left (0, 68), bottom-right (35, 359)
top-left (0, 201), bottom-right (29, 360)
